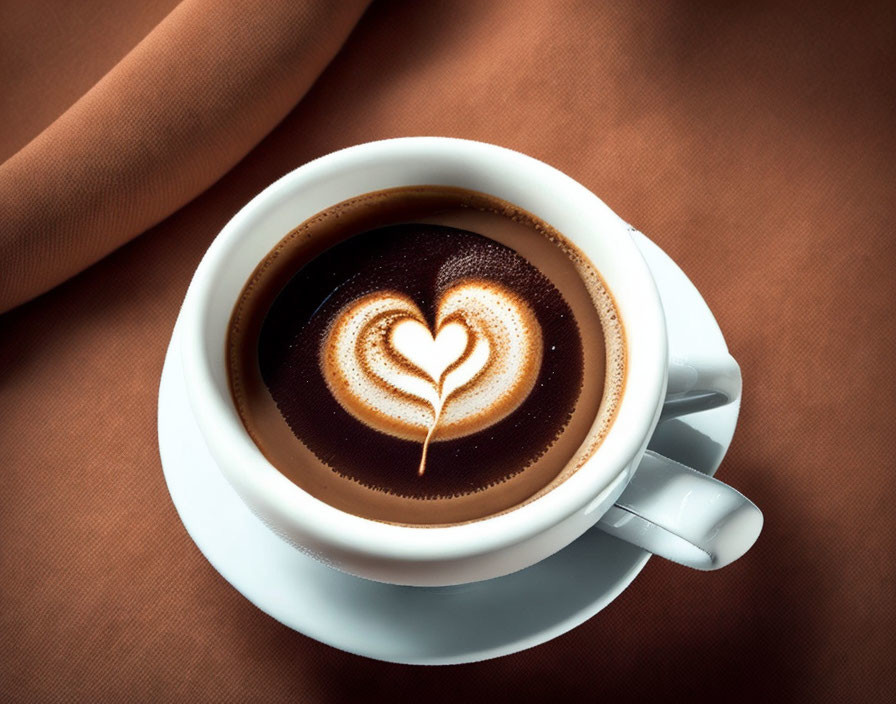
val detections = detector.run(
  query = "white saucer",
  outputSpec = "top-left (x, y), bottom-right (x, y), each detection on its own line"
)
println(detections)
top-left (158, 231), bottom-right (740, 665)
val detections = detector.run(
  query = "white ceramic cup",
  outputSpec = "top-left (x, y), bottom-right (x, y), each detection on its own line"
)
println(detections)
top-left (179, 137), bottom-right (762, 586)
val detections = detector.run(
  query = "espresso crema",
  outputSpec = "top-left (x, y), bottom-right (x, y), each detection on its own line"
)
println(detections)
top-left (227, 186), bottom-right (625, 525)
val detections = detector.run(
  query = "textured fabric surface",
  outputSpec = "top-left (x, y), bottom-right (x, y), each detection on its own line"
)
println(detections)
top-left (0, 0), bottom-right (371, 311)
top-left (1, 1), bottom-right (894, 701)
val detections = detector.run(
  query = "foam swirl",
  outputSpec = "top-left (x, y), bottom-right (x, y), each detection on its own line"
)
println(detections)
top-left (321, 280), bottom-right (543, 476)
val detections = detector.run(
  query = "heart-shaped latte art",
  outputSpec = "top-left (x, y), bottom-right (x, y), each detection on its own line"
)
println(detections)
top-left (321, 280), bottom-right (543, 476)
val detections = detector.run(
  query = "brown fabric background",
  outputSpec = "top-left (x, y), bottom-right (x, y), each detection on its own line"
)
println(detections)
top-left (1, 0), bottom-right (894, 701)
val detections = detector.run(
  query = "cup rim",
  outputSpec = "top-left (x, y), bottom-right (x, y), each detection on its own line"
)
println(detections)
top-left (179, 137), bottom-right (667, 565)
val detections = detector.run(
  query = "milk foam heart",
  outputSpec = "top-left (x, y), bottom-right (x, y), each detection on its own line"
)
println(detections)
top-left (321, 280), bottom-right (543, 476)
top-left (390, 319), bottom-right (472, 392)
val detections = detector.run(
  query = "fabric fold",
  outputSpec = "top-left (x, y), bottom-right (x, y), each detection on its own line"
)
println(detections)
top-left (0, 0), bottom-right (371, 313)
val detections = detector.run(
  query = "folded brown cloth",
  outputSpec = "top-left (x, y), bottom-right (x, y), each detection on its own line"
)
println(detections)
top-left (0, 0), bottom-right (370, 312)
top-left (1, 1), bottom-right (893, 701)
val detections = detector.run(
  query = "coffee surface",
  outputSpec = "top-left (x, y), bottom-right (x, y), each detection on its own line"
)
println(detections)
top-left (228, 187), bottom-right (624, 525)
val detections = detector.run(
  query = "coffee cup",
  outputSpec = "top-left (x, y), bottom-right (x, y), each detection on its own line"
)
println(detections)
top-left (179, 137), bottom-right (762, 586)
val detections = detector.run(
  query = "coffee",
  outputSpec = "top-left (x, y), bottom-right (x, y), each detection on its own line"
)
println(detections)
top-left (227, 186), bottom-right (625, 525)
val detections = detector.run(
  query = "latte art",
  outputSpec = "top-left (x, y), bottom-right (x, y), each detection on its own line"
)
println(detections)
top-left (322, 281), bottom-right (542, 475)
top-left (227, 186), bottom-right (624, 525)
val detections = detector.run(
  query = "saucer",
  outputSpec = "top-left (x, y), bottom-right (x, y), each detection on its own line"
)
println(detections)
top-left (158, 231), bottom-right (740, 665)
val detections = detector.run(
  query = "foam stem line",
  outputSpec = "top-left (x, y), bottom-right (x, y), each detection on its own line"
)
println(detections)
top-left (417, 400), bottom-right (444, 476)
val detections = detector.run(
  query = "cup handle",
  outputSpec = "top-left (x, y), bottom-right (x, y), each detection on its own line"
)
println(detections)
top-left (595, 352), bottom-right (761, 570)
top-left (596, 451), bottom-right (762, 569)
